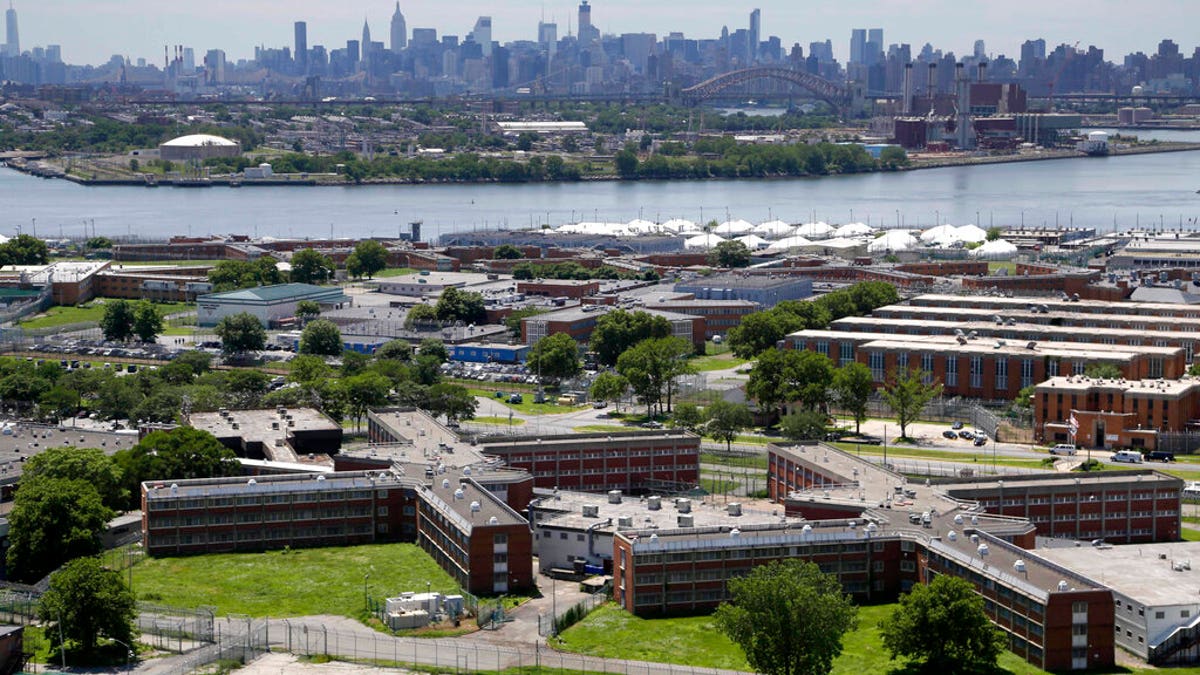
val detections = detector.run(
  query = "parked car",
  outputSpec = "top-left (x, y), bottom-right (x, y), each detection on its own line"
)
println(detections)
top-left (958, 430), bottom-right (975, 440)
top-left (1049, 444), bottom-right (1078, 456)
top-left (973, 436), bottom-right (988, 447)
top-left (1110, 450), bottom-right (1144, 464)
top-left (1147, 450), bottom-right (1176, 462)
top-left (592, 401), bottom-right (608, 409)
top-left (942, 430), bottom-right (958, 439)
top-left (951, 421), bottom-right (964, 430)
top-left (641, 421), bottom-right (664, 429)
top-left (508, 393), bottom-right (524, 404)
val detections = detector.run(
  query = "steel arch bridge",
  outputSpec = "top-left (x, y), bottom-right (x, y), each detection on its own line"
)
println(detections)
top-left (680, 67), bottom-right (853, 109)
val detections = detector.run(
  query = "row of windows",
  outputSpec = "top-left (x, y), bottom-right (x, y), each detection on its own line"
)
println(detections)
top-left (152, 523), bottom-right (374, 547)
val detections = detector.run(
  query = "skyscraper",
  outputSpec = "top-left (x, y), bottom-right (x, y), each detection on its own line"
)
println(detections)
top-left (850, 28), bottom-right (866, 64)
top-left (538, 21), bottom-right (558, 58)
top-left (362, 19), bottom-right (371, 54)
top-left (748, 9), bottom-right (760, 65)
top-left (5, 1), bottom-right (19, 58)
top-left (471, 16), bottom-right (492, 57)
top-left (390, 3), bottom-right (407, 53)
top-left (578, 1), bottom-right (599, 45)
top-left (294, 21), bottom-right (308, 72)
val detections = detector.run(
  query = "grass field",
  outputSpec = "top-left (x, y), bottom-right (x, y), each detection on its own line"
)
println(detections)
top-left (554, 603), bottom-right (1168, 675)
top-left (572, 424), bottom-right (633, 433)
top-left (828, 442), bottom-right (1049, 470)
top-left (374, 267), bottom-right (419, 278)
top-left (688, 353), bottom-right (750, 373)
top-left (18, 300), bottom-right (192, 329)
top-left (470, 416), bottom-right (526, 426)
top-left (700, 477), bottom-right (740, 494)
top-left (467, 388), bottom-right (590, 415)
top-left (130, 544), bottom-right (462, 618)
top-left (701, 452), bottom-right (769, 469)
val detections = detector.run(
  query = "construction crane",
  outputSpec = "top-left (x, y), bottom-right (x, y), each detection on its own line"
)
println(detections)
top-left (1047, 41), bottom-right (1081, 110)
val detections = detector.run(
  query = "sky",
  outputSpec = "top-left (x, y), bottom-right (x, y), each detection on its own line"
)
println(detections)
top-left (10, 0), bottom-right (1200, 67)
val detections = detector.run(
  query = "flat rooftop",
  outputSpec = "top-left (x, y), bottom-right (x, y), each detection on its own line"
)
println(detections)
top-left (376, 272), bottom-right (494, 288)
top-left (188, 408), bottom-right (340, 463)
top-left (1034, 542), bottom-right (1200, 606)
top-left (831, 316), bottom-right (1200, 343)
top-left (534, 489), bottom-right (797, 533)
top-left (144, 469), bottom-right (414, 500)
top-left (790, 330), bottom-right (1179, 360)
top-left (939, 469), bottom-right (1182, 494)
top-left (677, 274), bottom-right (808, 289)
top-left (420, 467), bottom-right (525, 530)
top-left (1035, 375), bottom-right (1200, 397)
top-left (366, 408), bottom-right (488, 465)
top-left (881, 304), bottom-right (1200, 329)
top-left (479, 429), bottom-right (699, 450)
top-left (910, 293), bottom-right (1200, 316)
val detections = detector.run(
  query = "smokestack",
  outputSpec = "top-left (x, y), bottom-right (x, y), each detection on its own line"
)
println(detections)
top-left (165, 45), bottom-right (169, 70)
top-left (903, 63), bottom-right (913, 115)
top-left (927, 62), bottom-right (937, 95)
top-left (956, 62), bottom-right (974, 150)
top-left (977, 61), bottom-right (987, 83)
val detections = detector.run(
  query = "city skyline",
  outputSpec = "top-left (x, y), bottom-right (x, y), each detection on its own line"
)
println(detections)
top-left (9, 0), bottom-right (1200, 67)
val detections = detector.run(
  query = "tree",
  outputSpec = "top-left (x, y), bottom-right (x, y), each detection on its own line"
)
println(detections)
top-left (671, 402), bottom-right (704, 432)
top-left (880, 367), bottom-right (943, 441)
top-left (707, 240), bottom-right (752, 268)
top-left (173, 350), bottom-right (213, 376)
top-left (704, 400), bottom-right (753, 452)
top-left (343, 371), bottom-right (391, 429)
top-left (6, 477), bottom-right (113, 582)
top-left (24, 446), bottom-right (126, 511)
top-left (714, 559), bottom-right (858, 675)
top-left (375, 339), bottom-right (413, 362)
top-left (617, 337), bottom-right (694, 417)
top-left (346, 240), bottom-right (389, 279)
top-left (341, 350), bottom-right (370, 376)
top-left (746, 349), bottom-right (792, 422)
top-left (290, 248), bottom-right (335, 284)
top-left (879, 575), bottom-right (1006, 673)
top-left (132, 300), bottom-right (164, 342)
top-left (879, 146), bottom-right (909, 169)
top-left (112, 428), bottom-right (239, 511)
top-left (85, 236), bottom-right (113, 250)
top-left (6, 234), bottom-right (49, 265)
top-left (434, 287), bottom-right (487, 325)
top-left (412, 354), bottom-right (443, 386)
top-left (780, 410), bottom-right (829, 441)
top-left (39, 556), bottom-right (137, 653)
top-left (494, 244), bottom-right (524, 260)
top-left (1084, 363), bottom-right (1123, 379)
top-left (727, 310), bottom-right (804, 359)
top-left (986, 226), bottom-right (1002, 241)
top-left (590, 310), bottom-right (672, 367)
top-left (832, 362), bottom-right (874, 434)
top-left (614, 149), bottom-right (639, 178)
top-left (39, 385), bottom-right (80, 423)
top-left (287, 354), bottom-right (332, 385)
top-left (425, 383), bottom-right (478, 422)
top-left (99, 300), bottom-right (136, 342)
top-left (516, 132), bottom-right (537, 151)
top-left (527, 333), bottom-right (582, 382)
top-left (418, 338), bottom-right (449, 364)
top-left (95, 377), bottom-right (143, 421)
top-left (208, 258), bottom-right (283, 292)
top-left (405, 304), bottom-right (439, 328)
top-left (299, 319), bottom-right (343, 356)
top-left (590, 372), bottom-right (629, 411)
top-left (215, 312), bottom-right (267, 355)
top-left (295, 299), bottom-right (321, 321)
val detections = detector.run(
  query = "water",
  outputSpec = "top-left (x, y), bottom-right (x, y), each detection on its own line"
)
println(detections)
top-left (3, 136), bottom-right (1200, 241)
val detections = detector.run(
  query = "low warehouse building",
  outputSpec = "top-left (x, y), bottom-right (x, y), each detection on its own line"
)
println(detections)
top-left (196, 283), bottom-right (349, 327)
top-left (158, 134), bottom-right (242, 162)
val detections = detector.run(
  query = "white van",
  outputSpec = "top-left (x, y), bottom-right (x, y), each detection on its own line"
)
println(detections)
top-left (1110, 450), bottom-right (1144, 464)
top-left (1049, 444), bottom-right (1077, 456)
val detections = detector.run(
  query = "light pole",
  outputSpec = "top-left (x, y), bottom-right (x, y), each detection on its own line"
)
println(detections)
top-left (363, 572), bottom-right (370, 611)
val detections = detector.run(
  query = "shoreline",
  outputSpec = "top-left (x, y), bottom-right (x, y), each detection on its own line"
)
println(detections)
top-left (5, 142), bottom-right (1199, 189)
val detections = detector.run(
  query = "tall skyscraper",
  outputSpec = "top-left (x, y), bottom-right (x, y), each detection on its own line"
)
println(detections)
top-left (294, 21), bottom-right (308, 71)
top-left (868, 29), bottom-right (883, 53)
top-left (974, 39), bottom-right (986, 59)
top-left (471, 16), bottom-right (492, 57)
top-left (578, 1), bottom-right (599, 44)
top-left (850, 28), bottom-right (866, 64)
top-left (748, 9), bottom-right (760, 64)
top-left (5, 1), bottom-right (19, 58)
top-left (538, 21), bottom-right (557, 58)
top-left (362, 19), bottom-right (372, 53)
top-left (390, 3), bottom-right (407, 53)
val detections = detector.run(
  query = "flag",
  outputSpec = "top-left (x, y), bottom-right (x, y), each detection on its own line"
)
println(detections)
top-left (1068, 412), bottom-right (1079, 435)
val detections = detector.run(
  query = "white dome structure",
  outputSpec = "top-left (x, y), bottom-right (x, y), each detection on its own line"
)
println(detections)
top-left (867, 230), bottom-right (918, 253)
top-left (158, 133), bottom-right (242, 161)
top-left (765, 235), bottom-right (813, 253)
top-left (734, 234), bottom-right (770, 250)
top-left (834, 222), bottom-right (873, 238)
top-left (920, 224), bottom-right (959, 244)
top-left (684, 233), bottom-right (727, 249)
top-left (662, 219), bottom-right (699, 233)
top-left (625, 219), bottom-right (659, 233)
top-left (970, 239), bottom-right (1019, 259)
top-left (796, 222), bottom-right (835, 239)
top-left (753, 220), bottom-right (796, 238)
top-left (955, 224), bottom-right (989, 243)
top-left (713, 219), bottom-right (755, 235)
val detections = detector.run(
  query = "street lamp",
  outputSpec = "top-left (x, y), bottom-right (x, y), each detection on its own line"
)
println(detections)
top-left (363, 572), bottom-right (370, 610)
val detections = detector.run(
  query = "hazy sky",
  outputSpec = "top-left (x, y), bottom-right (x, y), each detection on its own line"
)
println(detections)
top-left (12, 0), bottom-right (1200, 66)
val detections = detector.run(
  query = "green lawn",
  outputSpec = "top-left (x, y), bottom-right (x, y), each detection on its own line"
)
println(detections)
top-left (1182, 528), bottom-right (1200, 542)
top-left (688, 353), bottom-right (750, 373)
top-left (700, 477), bottom-right (740, 494)
top-left (130, 544), bottom-right (461, 618)
top-left (120, 260), bottom-right (225, 267)
top-left (988, 261), bottom-right (1018, 275)
top-left (470, 416), bottom-right (526, 426)
top-left (701, 452), bottom-right (769, 469)
top-left (829, 442), bottom-right (1048, 470)
top-left (373, 267), bottom-right (419, 278)
top-left (467, 388), bottom-right (589, 415)
top-left (572, 424), bottom-right (633, 433)
top-left (18, 300), bottom-right (193, 329)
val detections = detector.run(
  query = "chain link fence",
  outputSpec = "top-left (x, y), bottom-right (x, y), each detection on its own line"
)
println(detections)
top-left (538, 591), bottom-right (607, 637)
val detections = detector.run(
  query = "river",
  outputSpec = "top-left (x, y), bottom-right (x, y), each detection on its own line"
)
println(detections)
top-left (2, 135), bottom-right (1200, 241)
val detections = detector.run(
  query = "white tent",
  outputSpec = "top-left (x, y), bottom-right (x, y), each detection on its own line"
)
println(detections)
top-left (969, 239), bottom-right (1019, 259)
top-left (625, 219), bottom-right (660, 233)
top-left (955, 224), bottom-right (989, 243)
top-left (684, 233), bottom-right (727, 249)
top-left (834, 222), bottom-right (873, 238)
top-left (765, 235), bottom-right (814, 253)
top-left (734, 234), bottom-right (770, 250)
top-left (796, 222), bottom-right (835, 239)
top-left (661, 219), bottom-right (699, 233)
top-left (753, 220), bottom-right (795, 238)
top-left (867, 230), bottom-right (918, 253)
top-left (713, 219), bottom-right (755, 235)
top-left (920, 224), bottom-right (959, 244)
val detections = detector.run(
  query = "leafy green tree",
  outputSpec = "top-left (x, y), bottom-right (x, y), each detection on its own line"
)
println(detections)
top-left (714, 559), bottom-right (858, 675)
top-left (779, 411), bottom-right (829, 441)
top-left (704, 400), bottom-right (753, 452)
top-left (412, 354), bottom-right (444, 386)
top-left (299, 319), bottom-right (343, 356)
top-left (671, 402), bottom-right (704, 432)
top-left (132, 300), bottom-right (164, 342)
top-left (405, 304), bottom-right (439, 327)
top-left (516, 132), bottom-right (537, 151)
top-left (219, 369), bottom-right (271, 408)
top-left (208, 258), bottom-right (283, 292)
top-left (614, 149), bottom-right (639, 178)
top-left (784, 350), bottom-right (836, 412)
top-left (1014, 384), bottom-right (1036, 410)
top-left (341, 350), bottom-right (370, 376)
top-left (214, 312), bottom-right (267, 355)
top-left (24, 446), bottom-right (126, 511)
top-left (295, 299), bottom-right (321, 321)
top-left (290, 248), bottom-right (335, 284)
top-left (7, 477), bottom-right (113, 582)
top-left (434, 287), bottom-right (487, 325)
top-left (112, 428), bottom-right (239, 511)
top-left (374, 339), bottom-right (413, 362)
top-left (879, 146), bottom-right (909, 169)
top-left (39, 556), bottom-right (137, 654)
top-left (343, 371), bottom-right (392, 430)
top-left (132, 388), bottom-right (183, 424)
top-left (99, 300), bottom-right (136, 342)
top-left (85, 237), bottom-right (113, 250)
top-left (493, 244), bottom-right (524, 260)
top-left (879, 575), bottom-right (1006, 673)
top-left (832, 362), bottom-right (874, 434)
top-left (707, 240), bottom-right (753, 268)
top-left (6, 234), bottom-right (49, 265)
top-left (727, 310), bottom-right (804, 359)
top-left (288, 354), bottom-right (332, 385)
top-left (986, 226), bottom-right (1002, 241)
top-left (96, 377), bottom-right (143, 421)
top-left (173, 350), bottom-right (213, 376)
top-left (346, 240), bottom-right (389, 279)
top-left (38, 386), bottom-right (80, 423)
top-left (589, 372), bottom-right (629, 411)
top-left (616, 336), bottom-right (695, 417)
top-left (1084, 363), bottom-right (1123, 379)
top-left (590, 310), bottom-right (672, 367)
top-left (503, 307), bottom-right (548, 338)
top-left (418, 338), bottom-right (449, 364)
top-left (425, 383), bottom-right (477, 421)
top-left (880, 367), bottom-right (943, 441)
top-left (527, 333), bottom-right (582, 383)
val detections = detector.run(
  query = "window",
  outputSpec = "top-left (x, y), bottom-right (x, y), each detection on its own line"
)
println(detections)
top-left (897, 352), bottom-right (909, 370)
top-left (996, 357), bottom-right (1008, 390)
top-left (921, 353), bottom-right (934, 384)
top-left (377, 506), bottom-right (388, 516)
top-left (1021, 358), bottom-right (1034, 388)
top-left (839, 342), bottom-right (854, 367)
top-left (1048, 358), bottom-right (1060, 377)
top-left (969, 356), bottom-right (983, 389)
top-left (946, 357), bottom-right (958, 387)
top-left (816, 341), bottom-right (830, 357)
top-left (868, 352), bottom-right (885, 381)
top-left (494, 533), bottom-right (507, 544)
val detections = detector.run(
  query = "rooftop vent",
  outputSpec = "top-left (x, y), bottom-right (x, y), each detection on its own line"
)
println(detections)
top-left (977, 543), bottom-right (990, 557)
top-left (947, 530), bottom-right (958, 541)
top-left (1014, 560), bottom-right (1027, 574)
top-left (582, 504), bottom-right (600, 518)
top-left (675, 498), bottom-right (692, 513)
top-left (442, 479), bottom-right (451, 489)
top-left (730, 528), bottom-right (740, 538)
top-left (469, 501), bottom-right (481, 513)
top-left (727, 503), bottom-right (742, 516)
top-left (488, 516), bottom-right (499, 525)
top-left (1058, 580), bottom-right (1069, 592)
top-left (608, 490), bottom-right (623, 504)
top-left (647, 496), bottom-right (662, 511)
top-left (678, 514), bottom-right (694, 527)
